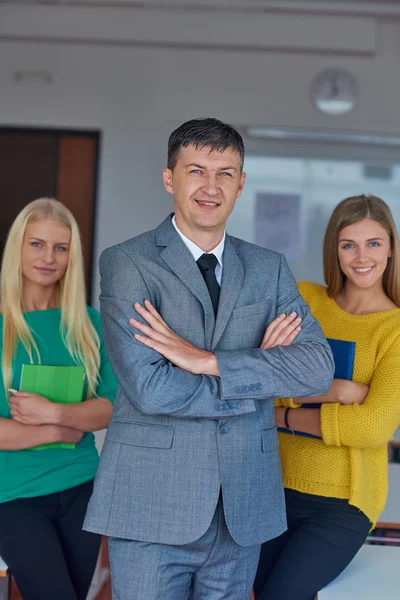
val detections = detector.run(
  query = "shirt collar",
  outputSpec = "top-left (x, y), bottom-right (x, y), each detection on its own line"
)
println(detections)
top-left (172, 215), bottom-right (225, 267)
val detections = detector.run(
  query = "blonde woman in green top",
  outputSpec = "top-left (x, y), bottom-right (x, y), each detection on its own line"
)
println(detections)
top-left (0, 198), bottom-right (117, 600)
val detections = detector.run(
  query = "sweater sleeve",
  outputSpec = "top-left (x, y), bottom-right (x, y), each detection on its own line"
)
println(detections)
top-left (275, 397), bottom-right (299, 408)
top-left (321, 336), bottom-right (400, 448)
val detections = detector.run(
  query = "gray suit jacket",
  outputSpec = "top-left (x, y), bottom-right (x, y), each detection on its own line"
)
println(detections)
top-left (84, 215), bottom-right (334, 547)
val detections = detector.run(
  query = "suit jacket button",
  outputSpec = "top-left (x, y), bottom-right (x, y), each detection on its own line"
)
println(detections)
top-left (220, 425), bottom-right (229, 434)
top-left (234, 386), bottom-right (242, 393)
top-left (242, 385), bottom-right (250, 393)
top-left (256, 383), bottom-right (263, 390)
top-left (250, 384), bottom-right (257, 392)
top-left (216, 404), bottom-right (223, 410)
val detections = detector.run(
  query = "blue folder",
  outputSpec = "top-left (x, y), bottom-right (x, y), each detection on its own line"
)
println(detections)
top-left (278, 338), bottom-right (356, 439)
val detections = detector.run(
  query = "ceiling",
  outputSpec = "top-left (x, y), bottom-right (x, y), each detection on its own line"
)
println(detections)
top-left (2, 0), bottom-right (400, 7)
top-left (2, 0), bottom-right (400, 18)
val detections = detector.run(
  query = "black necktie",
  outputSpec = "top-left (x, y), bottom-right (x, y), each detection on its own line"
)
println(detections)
top-left (197, 253), bottom-right (220, 316)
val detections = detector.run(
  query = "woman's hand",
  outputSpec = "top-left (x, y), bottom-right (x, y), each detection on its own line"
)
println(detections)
top-left (260, 312), bottom-right (302, 350)
top-left (9, 391), bottom-right (59, 426)
top-left (294, 379), bottom-right (369, 406)
top-left (275, 406), bottom-right (287, 429)
top-left (55, 425), bottom-right (84, 445)
top-left (275, 405), bottom-right (322, 437)
top-left (331, 379), bottom-right (369, 405)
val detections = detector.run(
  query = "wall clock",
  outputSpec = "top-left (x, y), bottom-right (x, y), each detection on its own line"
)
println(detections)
top-left (310, 68), bottom-right (357, 116)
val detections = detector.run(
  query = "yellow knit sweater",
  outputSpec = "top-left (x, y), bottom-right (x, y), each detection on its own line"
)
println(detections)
top-left (278, 281), bottom-right (400, 525)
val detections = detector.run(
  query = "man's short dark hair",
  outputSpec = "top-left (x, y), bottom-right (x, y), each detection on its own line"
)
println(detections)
top-left (167, 118), bottom-right (245, 172)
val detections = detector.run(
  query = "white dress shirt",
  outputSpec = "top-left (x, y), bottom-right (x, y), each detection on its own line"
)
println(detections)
top-left (172, 215), bottom-right (225, 285)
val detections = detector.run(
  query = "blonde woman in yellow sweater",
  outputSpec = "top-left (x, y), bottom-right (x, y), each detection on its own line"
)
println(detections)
top-left (254, 194), bottom-right (400, 600)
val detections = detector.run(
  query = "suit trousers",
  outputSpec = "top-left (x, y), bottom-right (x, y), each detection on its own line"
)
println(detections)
top-left (108, 496), bottom-right (261, 600)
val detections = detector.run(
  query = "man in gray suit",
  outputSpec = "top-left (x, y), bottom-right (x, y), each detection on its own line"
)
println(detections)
top-left (84, 118), bottom-right (334, 599)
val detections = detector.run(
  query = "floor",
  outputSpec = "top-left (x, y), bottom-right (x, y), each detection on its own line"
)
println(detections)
top-left (97, 578), bottom-right (112, 600)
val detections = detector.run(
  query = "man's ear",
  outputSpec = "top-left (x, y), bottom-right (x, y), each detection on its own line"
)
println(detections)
top-left (163, 168), bottom-right (174, 194)
top-left (236, 172), bottom-right (246, 198)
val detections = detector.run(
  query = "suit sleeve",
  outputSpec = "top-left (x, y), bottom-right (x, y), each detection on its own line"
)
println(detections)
top-left (215, 254), bottom-right (334, 401)
top-left (99, 246), bottom-right (256, 419)
top-left (321, 337), bottom-right (400, 448)
top-left (87, 308), bottom-right (118, 404)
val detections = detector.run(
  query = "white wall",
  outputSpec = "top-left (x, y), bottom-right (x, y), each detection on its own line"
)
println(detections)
top-left (0, 6), bottom-right (398, 297)
top-left (0, 8), bottom-right (399, 304)
top-left (1, 4), bottom-right (399, 450)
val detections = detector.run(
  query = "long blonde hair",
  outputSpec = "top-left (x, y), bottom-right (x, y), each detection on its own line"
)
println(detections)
top-left (323, 194), bottom-right (400, 306)
top-left (1, 198), bottom-right (100, 398)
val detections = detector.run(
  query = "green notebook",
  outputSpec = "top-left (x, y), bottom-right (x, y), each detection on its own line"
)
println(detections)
top-left (20, 364), bottom-right (86, 450)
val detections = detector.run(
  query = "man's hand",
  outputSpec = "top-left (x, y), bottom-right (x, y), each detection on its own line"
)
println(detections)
top-left (260, 312), bottom-right (302, 350)
top-left (9, 391), bottom-right (59, 425)
top-left (130, 300), bottom-right (220, 376)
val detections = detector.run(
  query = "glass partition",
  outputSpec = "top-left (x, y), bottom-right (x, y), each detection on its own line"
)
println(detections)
top-left (228, 155), bottom-right (400, 284)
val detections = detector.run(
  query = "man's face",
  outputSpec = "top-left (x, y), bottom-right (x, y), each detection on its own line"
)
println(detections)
top-left (163, 144), bottom-right (246, 242)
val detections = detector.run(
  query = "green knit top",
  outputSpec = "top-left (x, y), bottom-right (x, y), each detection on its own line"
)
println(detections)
top-left (0, 306), bottom-right (117, 503)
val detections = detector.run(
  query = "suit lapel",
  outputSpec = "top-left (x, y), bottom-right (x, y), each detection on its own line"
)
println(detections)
top-left (211, 235), bottom-right (244, 349)
top-left (156, 216), bottom-right (215, 349)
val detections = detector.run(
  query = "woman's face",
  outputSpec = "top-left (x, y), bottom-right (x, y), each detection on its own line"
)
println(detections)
top-left (21, 219), bottom-right (71, 289)
top-left (338, 217), bottom-right (392, 291)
